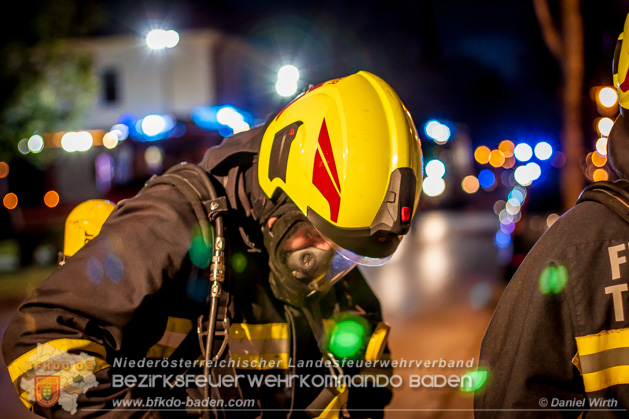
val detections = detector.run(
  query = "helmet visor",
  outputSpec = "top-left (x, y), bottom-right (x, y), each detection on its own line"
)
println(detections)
top-left (277, 221), bottom-right (358, 291)
top-left (323, 237), bottom-right (393, 267)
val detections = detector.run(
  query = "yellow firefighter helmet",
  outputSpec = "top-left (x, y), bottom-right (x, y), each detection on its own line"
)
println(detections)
top-left (258, 71), bottom-right (423, 265)
top-left (63, 199), bottom-right (115, 258)
top-left (613, 14), bottom-right (629, 114)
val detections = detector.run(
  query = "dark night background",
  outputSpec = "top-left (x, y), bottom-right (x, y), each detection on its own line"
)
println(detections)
top-left (2, 0), bottom-right (628, 145)
top-left (3, 1), bottom-right (625, 131)
top-left (5, 0), bottom-right (628, 202)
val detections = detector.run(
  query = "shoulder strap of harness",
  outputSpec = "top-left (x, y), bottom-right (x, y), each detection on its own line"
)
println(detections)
top-left (144, 162), bottom-right (229, 248)
top-left (576, 179), bottom-right (629, 224)
top-left (143, 163), bottom-right (250, 415)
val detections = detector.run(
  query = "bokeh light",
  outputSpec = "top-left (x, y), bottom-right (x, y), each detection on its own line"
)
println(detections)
top-left (102, 131), bottom-right (119, 149)
top-left (105, 254), bottom-right (124, 284)
top-left (96, 153), bottom-right (114, 192)
top-left (141, 114), bottom-right (167, 136)
top-left (495, 231), bottom-right (511, 248)
top-left (596, 137), bottom-right (608, 156)
top-left (500, 222), bottom-right (516, 234)
top-left (231, 253), bottom-right (248, 274)
top-left (18, 138), bottom-right (29, 154)
top-left (216, 107), bottom-right (250, 133)
top-left (474, 146), bottom-right (490, 165)
top-left (111, 123), bottom-right (129, 141)
top-left (514, 167), bottom-right (531, 187)
top-left (539, 265), bottom-right (568, 294)
top-left (506, 199), bottom-right (521, 215)
top-left (478, 169), bottom-right (495, 189)
top-left (61, 131), bottom-right (93, 152)
top-left (43, 191), bottom-right (59, 208)
top-left (0, 162), bottom-right (8, 178)
top-left (591, 152), bottom-right (607, 168)
top-left (499, 209), bottom-right (514, 225)
top-left (461, 176), bottom-right (480, 194)
top-left (534, 142), bottom-right (553, 160)
top-left (425, 159), bottom-right (446, 178)
top-left (28, 135), bottom-right (44, 153)
top-left (593, 168), bottom-right (609, 182)
top-left (424, 120), bottom-right (451, 144)
top-left (508, 188), bottom-right (526, 205)
top-left (489, 150), bottom-right (506, 168)
top-left (329, 320), bottom-right (367, 359)
top-left (144, 146), bottom-right (164, 172)
top-left (525, 162), bottom-right (542, 181)
top-left (493, 200), bottom-right (506, 215)
top-left (498, 140), bottom-right (515, 157)
top-left (86, 256), bottom-right (104, 284)
top-left (599, 87), bottom-right (618, 108)
top-left (189, 227), bottom-right (212, 269)
top-left (598, 117), bottom-right (614, 136)
top-left (460, 370), bottom-right (489, 392)
top-left (502, 157), bottom-right (516, 169)
top-left (514, 163), bottom-right (541, 187)
top-left (3, 193), bottom-right (18, 210)
top-left (546, 213), bottom-right (559, 228)
top-left (422, 177), bottom-right (446, 197)
top-left (514, 143), bottom-right (533, 162)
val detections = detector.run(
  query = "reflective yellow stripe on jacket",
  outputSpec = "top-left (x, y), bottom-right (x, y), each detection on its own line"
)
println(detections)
top-left (229, 323), bottom-right (290, 369)
top-left (576, 328), bottom-right (629, 392)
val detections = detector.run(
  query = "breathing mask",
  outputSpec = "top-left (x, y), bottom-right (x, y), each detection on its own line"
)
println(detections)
top-left (262, 210), bottom-right (357, 306)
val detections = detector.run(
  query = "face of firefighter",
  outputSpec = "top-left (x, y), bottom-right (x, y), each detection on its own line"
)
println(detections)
top-left (262, 211), bottom-right (357, 306)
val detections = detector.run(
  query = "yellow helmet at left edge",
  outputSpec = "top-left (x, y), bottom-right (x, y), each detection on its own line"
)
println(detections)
top-left (613, 13), bottom-right (629, 115)
top-left (62, 199), bottom-right (115, 260)
top-left (258, 71), bottom-right (423, 265)
top-left (609, 13), bottom-right (629, 178)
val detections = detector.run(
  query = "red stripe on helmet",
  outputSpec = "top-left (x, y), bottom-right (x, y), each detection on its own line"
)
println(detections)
top-left (313, 150), bottom-right (341, 223)
top-left (621, 68), bottom-right (629, 92)
top-left (316, 119), bottom-right (341, 191)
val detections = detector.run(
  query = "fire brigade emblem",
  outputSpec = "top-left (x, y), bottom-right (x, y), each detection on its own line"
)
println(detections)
top-left (35, 375), bottom-right (60, 407)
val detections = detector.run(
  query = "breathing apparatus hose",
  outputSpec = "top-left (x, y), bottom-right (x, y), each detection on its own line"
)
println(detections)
top-left (204, 219), bottom-right (224, 419)
top-left (188, 168), bottom-right (226, 419)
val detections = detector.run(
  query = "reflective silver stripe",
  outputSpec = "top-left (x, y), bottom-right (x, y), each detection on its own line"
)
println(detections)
top-left (580, 346), bottom-right (629, 374)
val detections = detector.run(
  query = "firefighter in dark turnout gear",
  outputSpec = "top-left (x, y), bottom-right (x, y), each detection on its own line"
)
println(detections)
top-left (2, 71), bottom-right (423, 418)
top-left (475, 15), bottom-right (629, 418)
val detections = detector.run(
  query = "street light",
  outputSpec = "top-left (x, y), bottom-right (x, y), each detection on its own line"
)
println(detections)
top-left (276, 65), bottom-right (299, 97)
top-left (146, 29), bottom-right (180, 50)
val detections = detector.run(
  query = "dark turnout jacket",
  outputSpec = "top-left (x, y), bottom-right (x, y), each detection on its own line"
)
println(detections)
top-left (2, 126), bottom-right (392, 418)
top-left (476, 185), bottom-right (629, 418)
